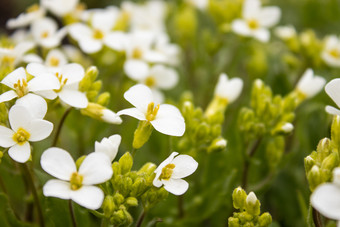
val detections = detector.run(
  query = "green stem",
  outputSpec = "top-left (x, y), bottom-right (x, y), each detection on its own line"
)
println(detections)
top-left (22, 164), bottom-right (45, 227)
top-left (0, 173), bottom-right (7, 194)
top-left (69, 200), bottom-right (77, 227)
top-left (136, 209), bottom-right (146, 227)
top-left (52, 107), bottom-right (73, 146)
top-left (178, 195), bottom-right (184, 218)
top-left (312, 207), bottom-right (323, 227)
top-left (131, 148), bottom-right (137, 158)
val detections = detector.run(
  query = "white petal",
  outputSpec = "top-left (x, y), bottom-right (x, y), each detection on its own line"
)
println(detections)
top-left (215, 73), bottom-right (243, 103)
top-left (34, 90), bottom-right (58, 100)
top-left (69, 23), bottom-right (93, 41)
top-left (101, 109), bottom-right (122, 124)
top-left (1, 67), bottom-right (26, 89)
top-left (124, 60), bottom-right (149, 81)
top-left (325, 79), bottom-right (340, 108)
top-left (8, 142), bottom-right (31, 163)
top-left (243, 0), bottom-right (261, 19)
top-left (58, 88), bottom-right (88, 108)
top-left (253, 28), bottom-right (270, 42)
top-left (60, 63), bottom-right (85, 84)
top-left (78, 152), bottom-right (113, 185)
top-left (162, 178), bottom-right (189, 195)
top-left (123, 84), bottom-right (154, 113)
top-left (150, 89), bottom-right (164, 104)
top-left (79, 38), bottom-right (103, 54)
top-left (43, 179), bottom-right (72, 200)
top-left (171, 154), bottom-right (198, 179)
top-left (41, 147), bottom-right (77, 181)
top-left (0, 90), bottom-right (18, 103)
top-left (45, 49), bottom-right (68, 68)
top-left (258, 7), bottom-right (281, 27)
top-left (70, 185), bottom-right (104, 210)
top-left (296, 69), bottom-right (325, 98)
top-left (27, 74), bottom-right (60, 92)
top-left (0, 126), bottom-right (15, 147)
top-left (117, 108), bottom-right (146, 121)
top-left (151, 65), bottom-right (178, 89)
top-left (153, 178), bottom-right (163, 187)
top-left (9, 105), bottom-right (33, 131)
top-left (231, 19), bottom-right (251, 36)
top-left (22, 53), bottom-right (43, 64)
top-left (95, 134), bottom-right (121, 162)
top-left (26, 63), bottom-right (50, 77)
top-left (311, 184), bottom-right (340, 220)
top-left (104, 32), bottom-right (127, 51)
top-left (27, 119), bottom-right (53, 142)
top-left (325, 106), bottom-right (340, 115)
top-left (151, 104), bottom-right (185, 136)
top-left (16, 94), bottom-right (48, 119)
top-left (154, 152), bottom-right (178, 181)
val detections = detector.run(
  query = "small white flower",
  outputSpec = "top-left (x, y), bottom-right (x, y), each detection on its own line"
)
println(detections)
top-left (0, 41), bottom-right (35, 67)
top-left (95, 134), bottom-right (121, 162)
top-left (214, 73), bottom-right (243, 104)
top-left (41, 147), bottom-right (113, 210)
top-left (6, 4), bottom-right (45, 29)
top-left (296, 68), bottom-right (326, 99)
top-left (0, 105), bottom-right (53, 163)
top-left (117, 84), bottom-right (185, 136)
top-left (153, 152), bottom-right (198, 195)
top-left (124, 63), bottom-right (178, 103)
top-left (324, 78), bottom-right (340, 115)
top-left (321, 35), bottom-right (340, 68)
top-left (274, 25), bottom-right (296, 40)
top-left (311, 168), bottom-right (340, 224)
top-left (231, 0), bottom-right (281, 42)
top-left (41, 0), bottom-right (79, 17)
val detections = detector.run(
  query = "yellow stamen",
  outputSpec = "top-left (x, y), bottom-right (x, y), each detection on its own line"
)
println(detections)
top-left (13, 128), bottom-right (30, 145)
top-left (41, 31), bottom-right (49, 38)
top-left (70, 172), bottom-right (83, 190)
top-left (132, 48), bottom-right (143, 59)
top-left (54, 72), bottom-right (68, 92)
top-left (329, 48), bottom-right (340, 58)
top-left (145, 76), bottom-right (155, 87)
top-left (13, 79), bottom-right (29, 97)
top-left (49, 57), bottom-right (60, 67)
top-left (146, 102), bottom-right (160, 121)
top-left (159, 163), bottom-right (175, 181)
top-left (93, 29), bottom-right (104, 40)
top-left (247, 19), bottom-right (259, 30)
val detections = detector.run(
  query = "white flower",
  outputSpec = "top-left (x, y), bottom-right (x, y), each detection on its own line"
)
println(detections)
top-left (231, 0), bottom-right (281, 42)
top-left (124, 63), bottom-right (178, 103)
top-left (0, 41), bottom-right (35, 67)
top-left (274, 25), bottom-right (296, 40)
top-left (41, 147), bottom-right (113, 210)
top-left (69, 8), bottom-right (126, 54)
top-left (321, 35), bottom-right (340, 68)
top-left (26, 63), bottom-right (88, 108)
top-left (0, 105), bottom-right (53, 163)
top-left (186, 0), bottom-right (208, 10)
top-left (6, 4), bottom-right (45, 29)
top-left (118, 84), bottom-right (185, 136)
top-left (324, 78), bottom-right (340, 115)
top-left (214, 73), bottom-right (243, 104)
top-left (311, 167), bottom-right (340, 224)
top-left (153, 152), bottom-right (198, 195)
top-left (41, 0), bottom-right (79, 17)
top-left (296, 68), bottom-right (326, 99)
top-left (30, 17), bottom-right (67, 49)
top-left (95, 134), bottom-right (121, 162)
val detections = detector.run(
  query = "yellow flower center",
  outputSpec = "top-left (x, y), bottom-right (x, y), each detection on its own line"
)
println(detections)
top-left (159, 163), bottom-right (175, 181)
top-left (145, 76), bottom-right (155, 87)
top-left (13, 79), bottom-right (29, 97)
top-left (2, 56), bottom-right (15, 66)
top-left (41, 31), bottom-right (49, 39)
top-left (329, 48), bottom-right (340, 58)
top-left (93, 29), bottom-right (104, 40)
top-left (13, 128), bottom-right (30, 145)
top-left (247, 19), bottom-right (259, 30)
top-left (49, 57), bottom-right (60, 67)
top-left (146, 102), bottom-right (160, 122)
top-left (70, 172), bottom-right (83, 190)
top-left (26, 4), bottom-right (40, 13)
top-left (132, 48), bottom-right (143, 59)
top-left (54, 72), bottom-right (68, 92)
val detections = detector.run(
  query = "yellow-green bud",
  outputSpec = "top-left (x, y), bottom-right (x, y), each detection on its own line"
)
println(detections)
top-left (79, 66), bottom-right (98, 92)
top-left (138, 163), bottom-right (157, 175)
top-left (112, 162), bottom-right (120, 175)
top-left (133, 121), bottom-right (153, 149)
top-left (304, 156), bottom-right (315, 174)
top-left (228, 217), bottom-right (240, 227)
top-left (258, 212), bottom-right (272, 227)
top-left (232, 187), bottom-right (247, 210)
top-left (103, 195), bottom-right (116, 217)
top-left (119, 152), bottom-right (133, 175)
top-left (307, 165), bottom-right (322, 191)
top-left (125, 197), bottom-right (138, 207)
top-left (182, 101), bottom-right (194, 119)
top-left (111, 209), bottom-right (125, 225)
top-left (97, 92), bottom-right (110, 106)
top-left (91, 80), bottom-right (102, 92)
top-left (122, 177), bottom-right (133, 195)
top-left (320, 152), bottom-right (339, 181)
top-left (331, 115), bottom-right (340, 149)
top-left (75, 155), bottom-right (86, 169)
top-left (131, 178), bottom-right (147, 197)
top-left (113, 193), bottom-right (124, 205)
top-left (208, 137), bottom-right (227, 153)
top-left (194, 123), bottom-right (209, 141)
top-left (238, 211), bottom-right (253, 222)
top-left (245, 192), bottom-right (261, 216)
top-left (317, 138), bottom-right (331, 162)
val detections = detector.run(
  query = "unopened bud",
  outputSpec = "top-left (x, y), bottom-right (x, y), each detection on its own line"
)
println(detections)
top-left (125, 197), bottom-right (138, 207)
top-left (245, 192), bottom-right (260, 216)
top-left (307, 165), bottom-right (321, 191)
top-left (103, 195), bottom-right (116, 217)
top-left (208, 137), bottom-right (227, 153)
top-left (133, 121), bottom-right (153, 149)
top-left (228, 217), bottom-right (240, 227)
top-left (232, 187), bottom-right (247, 210)
top-left (119, 152), bottom-right (133, 175)
top-left (113, 193), bottom-right (124, 205)
top-left (258, 212), bottom-right (272, 227)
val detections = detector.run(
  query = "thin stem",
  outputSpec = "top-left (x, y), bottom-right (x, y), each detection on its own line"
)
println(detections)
top-left (312, 207), bottom-right (323, 227)
top-left (52, 107), bottom-right (73, 146)
top-left (241, 138), bottom-right (262, 190)
top-left (136, 209), bottom-right (146, 227)
top-left (131, 148), bottom-right (137, 158)
top-left (178, 195), bottom-right (184, 218)
top-left (0, 173), bottom-right (7, 194)
top-left (69, 200), bottom-right (77, 227)
top-left (22, 163), bottom-right (45, 227)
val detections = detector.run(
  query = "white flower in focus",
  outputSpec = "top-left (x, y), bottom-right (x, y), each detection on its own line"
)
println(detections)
top-left (124, 63), bottom-right (178, 103)
top-left (41, 0), bottom-right (79, 17)
top-left (6, 4), bottom-right (45, 29)
top-left (324, 78), bottom-right (340, 115)
top-left (41, 147), bottom-right (113, 210)
top-left (274, 25), bottom-right (296, 40)
top-left (26, 63), bottom-right (88, 108)
top-left (296, 68), bottom-right (326, 99)
top-left (117, 84), bottom-right (185, 136)
top-left (214, 73), bottom-right (243, 104)
top-left (31, 17), bottom-right (67, 49)
top-left (231, 0), bottom-right (281, 42)
top-left (0, 105), bottom-right (53, 163)
top-left (153, 152), bottom-right (198, 195)
top-left (0, 42), bottom-right (35, 67)
top-left (311, 167), bottom-right (340, 225)
top-left (321, 35), bottom-right (340, 68)
top-left (95, 134), bottom-right (121, 162)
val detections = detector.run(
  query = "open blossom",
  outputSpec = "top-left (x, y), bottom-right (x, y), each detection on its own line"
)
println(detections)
top-left (214, 73), bottom-right (243, 104)
top-left (311, 168), bottom-right (340, 225)
top-left (95, 134), bottom-right (121, 162)
top-left (41, 0), bottom-right (79, 17)
top-left (296, 68), bottom-right (326, 99)
top-left (231, 0), bottom-right (281, 42)
top-left (6, 4), bottom-right (45, 29)
top-left (325, 78), bottom-right (340, 115)
top-left (117, 84), bottom-right (185, 136)
top-left (321, 35), bottom-right (340, 68)
top-left (41, 147), bottom-right (113, 210)
top-left (0, 41), bottom-right (35, 67)
top-left (153, 152), bottom-right (198, 195)
top-left (0, 105), bottom-right (53, 163)
top-left (274, 25), bottom-right (296, 40)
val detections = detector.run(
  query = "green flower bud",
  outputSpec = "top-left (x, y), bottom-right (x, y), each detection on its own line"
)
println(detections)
top-left (138, 163), bottom-right (157, 175)
top-left (208, 137), bottom-right (227, 153)
top-left (75, 155), bottom-right (86, 169)
top-left (194, 123), bottom-right (209, 141)
top-left (245, 192), bottom-right (261, 216)
top-left (122, 177), bottom-right (133, 195)
top-left (122, 208), bottom-right (133, 226)
top-left (79, 66), bottom-right (98, 92)
top-left (320, 152), bottom-right (339, 181)
top-left (111, 209), bottom-right (125, 225)
top-left (131, 178), bottom-right (147, 197)
top-left (304, 156), bottom-right (315, 174)
top-left (133, 121), bottom-right (153, 149)
top-left (331, 115), bottom-right (340, 150)
top-left (232, 187), bottom-right (247, 210)
top-left (182, 101), bottom-right (194, 119)
top-left (113, 193), bottom-right (125, 205)
top-left (97, 92), bottom-right (110, 106)
top-left (258, 212), bottom-right (272, 227)
top-left (125, 197), bottom-right (138, 207)
top-left (228, 217), bottom-right (240, 227)
top-left (307, 165), bottom-right (322, 191)
top-left (103, 195), bottom-right (116, 217)
top-left (91, 80), bottom-right (102, 92)
top-left (238, 211), bottom-right (253, 222)
top-left (112, 162), bottom-right (120, 175)
top-left (317, 138), bottom-right (331, 162)
top-left (119, 152), bottom-right (133, 175)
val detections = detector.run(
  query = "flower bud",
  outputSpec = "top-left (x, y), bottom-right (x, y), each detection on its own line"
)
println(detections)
top-left (232, 187), bottom-right (247, 210)
top-left (113, 193), bottom-right (124, 205)
top-left (125, 197), bottom-right (138, 207)
top-left (228, 217), bottom-right (240, 227)
top-left (133, 121), bottom-right (153, 149)
top-left (307, 165), bottom-right (322, 191)
top-left (304, 156), bottom-right (315, 174)
top-left (245, 192), bottom-right (261, 216)
top-left (208, 137), bottom-right (227, 153)
top-left (81, 103), bottom-right (122, 124)
top-left (103, 195), bottom-right (116, 217)
top-left (331, 115), bottom-right (340, 149)
top-left (119, 152), bottom-right (133, 175)
top-left (97, 92), bottom-right (110, 106)
top-left (79, 66), bottom-right (98, 92)
top-left (258, 212), bottom-right (272, 227)
top-left (194, 123), bottom-right (209, 141)
top-left (138, 163), bottom-right (157, 175)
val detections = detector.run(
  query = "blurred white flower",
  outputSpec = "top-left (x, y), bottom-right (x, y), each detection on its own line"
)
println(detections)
top-left (186, 0), bottom-right (208, 10)
top-left (95, 134), bottom-right (121, 162)
top-left (118, 84), bottom-right (185, 136)
top-left (124, 63), bottom-right (178, 103)
top-left (231, 0), bottom-right (281, 42)
top-left (0, 105), bottom-right (53, 163)
top-left (322, 35), bottom-right (340, 68)
top-left (214, 73), bottom-right (243, 104)
top-left (6, 4), bottom-right (45, 29)
top-left (274, 25), bottom-right (296, 40)
top-left (0, 42), bottom-right (35, 67)
top-left (325, 78), bottom-right (340, 115)
top-left (153, 152), bottom-right (198, 195)
top-left (41, 0), bottom-right (79, 17)
top-left (41, 147), bottom-right (113, 210)
top-left (311, 167), bottom-right (340, 225)
top-left (296, 68), bottom-right (326, 99)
